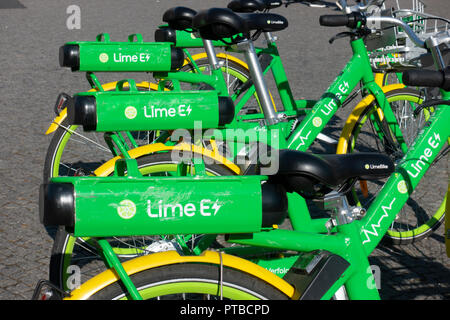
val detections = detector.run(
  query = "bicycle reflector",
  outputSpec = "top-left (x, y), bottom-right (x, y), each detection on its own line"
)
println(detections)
top-left (67, 90), bottom-right (235, 131)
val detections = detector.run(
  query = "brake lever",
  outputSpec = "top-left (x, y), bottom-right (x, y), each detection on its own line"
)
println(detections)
top-left (328, 28), bottom-right (371, 44)
top-left (329, 31), bottom-right (354, 44)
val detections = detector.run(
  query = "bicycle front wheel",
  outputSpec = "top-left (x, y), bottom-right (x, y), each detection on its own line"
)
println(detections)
top-left (339, 87), bottom-right (448, 244)
top-left (87, 263), bottom-right (289, 300)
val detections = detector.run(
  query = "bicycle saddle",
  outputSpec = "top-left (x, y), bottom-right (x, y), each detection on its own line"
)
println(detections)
top-left (270, 149), bottom-right (395, 198)
top-left (228, 0), bottom-right (283, 12)
top-left (162, 6), bottom-right (197, 30)
top-left (193, 8), bottom-right (288, 40)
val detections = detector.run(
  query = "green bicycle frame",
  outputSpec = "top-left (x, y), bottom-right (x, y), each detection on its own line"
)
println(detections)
top-left (95, 35), bottom-right (410, 236)
top-left (285, 37), bottom-right (404, 152)
top-left (228, 92), bottom-right (450, 299)
top-left (49, 97), bottom-right (448, 299)
top-left (188, 35), bottom-right (408, 163)
top-left (63, 30), bottom-right (408, 162)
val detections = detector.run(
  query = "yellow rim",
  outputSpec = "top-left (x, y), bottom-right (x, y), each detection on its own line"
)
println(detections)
top-left (184, 52), bottom-right (249, 70)
top-left (66, 250), bottom-right (298, 300)
top-left (336, 83), bottom-right (405, 154)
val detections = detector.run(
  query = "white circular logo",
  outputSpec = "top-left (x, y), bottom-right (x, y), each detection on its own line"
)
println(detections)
top-left (99, 53), bottom-right (109, 63)
top-left (124, 106), bottom-right (137, 119)
top-left (117, 200), bottom-right (136, 219)
top-left (397, 180), bottom-right (408, 194)
top-left (312, 117), bottom-right (322, 127)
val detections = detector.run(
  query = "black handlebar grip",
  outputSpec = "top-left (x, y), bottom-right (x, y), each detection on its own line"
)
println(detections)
top-left (403, 69), bottom-right (444, 89)
top-left (443, 66), bottom-right (450, 91)
top-left (319, 15), bottom-right (349, 27)
top-left (320, 13), bottom-right (365, 29)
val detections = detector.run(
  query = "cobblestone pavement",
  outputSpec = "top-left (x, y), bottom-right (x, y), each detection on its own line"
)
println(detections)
top-left (0, 0), bottom-right (448, 300)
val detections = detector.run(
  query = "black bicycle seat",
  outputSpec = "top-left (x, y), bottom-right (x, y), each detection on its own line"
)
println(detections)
top-left (270, 149), bottom-right (394, 198)
top-left (163, 6), bottom-right (197, 30)
top-left (228, 0), bottom-right (283, 12)
top-left (193, 8), bottom-right (288, 40)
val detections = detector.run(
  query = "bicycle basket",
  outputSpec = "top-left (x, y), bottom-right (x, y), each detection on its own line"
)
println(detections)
top-left (366, 0), bottom-right (450, 71)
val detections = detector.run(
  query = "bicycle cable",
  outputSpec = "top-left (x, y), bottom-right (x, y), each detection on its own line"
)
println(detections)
top-left (413, 99), bottom-right (450, 116)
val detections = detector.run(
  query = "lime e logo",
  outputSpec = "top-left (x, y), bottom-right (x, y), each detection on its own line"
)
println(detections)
top-left (124, 106), bottom-right (137, 119)
top-left (312, 117), bottom-right (322, 127)
top-left (99, 53), bottom-right (109, 63)
top-left (117, 200), bottom-right (136, 219)
top-left (397, 180), bottom-right (408, 194)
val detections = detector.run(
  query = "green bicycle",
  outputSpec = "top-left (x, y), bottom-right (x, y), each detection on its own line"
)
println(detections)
top-left (46, 1), bottom-right (446, 293)
top-left (37, 21), bottom-right (450, 300)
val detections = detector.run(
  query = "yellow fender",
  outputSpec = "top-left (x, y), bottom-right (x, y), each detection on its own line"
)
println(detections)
top-left (93, 142), bottom-right (241, 176)
top-left (185, 52), bottom-right (249, 70)
top-left (336, 83), bottom-right (405, 154)
top-left (373, 72), bottom-right (386, 87)
top-left (66, 250), bottom-right (299, 300)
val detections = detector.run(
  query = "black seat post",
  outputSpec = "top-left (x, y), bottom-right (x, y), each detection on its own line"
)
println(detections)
top-left (235, 38), bottom-right (279, 125)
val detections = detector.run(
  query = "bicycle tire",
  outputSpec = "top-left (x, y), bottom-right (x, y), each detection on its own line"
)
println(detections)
top-left (87, 263), bottom-right (289, 300)
top-left (339, 87), bottom-right (448, 244)
top-left (49, 152), bottom-right (236, 292)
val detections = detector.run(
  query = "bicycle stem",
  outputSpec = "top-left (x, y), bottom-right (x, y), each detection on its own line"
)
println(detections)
top-left (425, 32), bottom-right (450, 70)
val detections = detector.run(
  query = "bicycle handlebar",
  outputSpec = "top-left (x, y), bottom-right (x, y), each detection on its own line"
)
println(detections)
top-left (319, 12), bottom-right (426, 49)
top-left (319, 12), bottom-right (365, 28)
top-left (366, 16), bottom-right (425, 48)
top-left (403, 67), bottom-right (450, 91)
